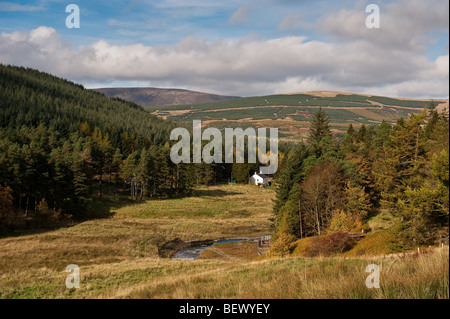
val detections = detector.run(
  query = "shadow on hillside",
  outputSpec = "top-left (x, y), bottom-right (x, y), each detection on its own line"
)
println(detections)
top-left (190, 188), bottom-right (242, 198)
top-left (0, 185), bottom-right (245, 239)
top-left (365, 208), bottom-right (380, 221)
top-left (0, 191), bottom-right (133, 239)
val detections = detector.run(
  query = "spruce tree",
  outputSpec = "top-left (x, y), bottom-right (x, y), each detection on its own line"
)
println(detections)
top-left (308, 108), bottom-right (331, 145)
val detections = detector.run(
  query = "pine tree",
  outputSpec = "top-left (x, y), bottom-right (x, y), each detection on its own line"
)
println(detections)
top-left (121, 151), bottom-right (140, 200)
top-left (308, 108), bottom-right (331, 145)
top-left (0, 185), bottom-right (14, 231)
top-left (340, 124), bottom-right (357, 155)
top-left (373, 120), bottom-right (393, 153)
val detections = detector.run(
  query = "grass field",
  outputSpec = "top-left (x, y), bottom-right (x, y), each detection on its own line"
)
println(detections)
top-left (0, 184), bottom-right (274, 298)
top-left (0, 184), bottom-right (448, 299)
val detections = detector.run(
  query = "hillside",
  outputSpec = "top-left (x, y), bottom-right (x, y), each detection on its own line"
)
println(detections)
top-left (0, 64), bottom-right (193, 220)
top-left (145, 91), bottom-right (448, 141)
top-left (0, 65), bottom-right (175, 146)
top-left (93, 87), bottom-right (239, 107)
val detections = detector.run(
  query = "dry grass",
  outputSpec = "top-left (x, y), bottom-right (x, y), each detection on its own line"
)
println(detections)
top-left (128, 246), bottom-right (448, 299)
top-left (198, 241), bottom-right (259, 261)
top-left (0, 184), bottom-right (447, 299)
top-left (0, 184), bottom-right (275, 298)
top-left (288, 230), bottom-right (400, 258)
top-left (2, 247), bottom-right (446, 298)
top-left (343, 231), bottom-right (399, 257)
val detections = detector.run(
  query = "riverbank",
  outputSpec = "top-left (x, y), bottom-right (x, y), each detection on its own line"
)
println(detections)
top-left (164, 236), bottom-right (268, 260)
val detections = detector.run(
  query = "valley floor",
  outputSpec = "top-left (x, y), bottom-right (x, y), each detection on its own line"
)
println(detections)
top-left (0, 184), bottom-right (448, 299)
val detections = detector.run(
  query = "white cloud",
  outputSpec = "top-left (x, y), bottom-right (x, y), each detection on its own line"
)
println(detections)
top-left (0, 26), bottom-right (448, 98)
top-left (318, 0), bottom-right (449, 52)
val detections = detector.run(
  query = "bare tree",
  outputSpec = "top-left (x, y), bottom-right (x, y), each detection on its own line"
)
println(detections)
top-left (300, 162), bottom-right (344, 236)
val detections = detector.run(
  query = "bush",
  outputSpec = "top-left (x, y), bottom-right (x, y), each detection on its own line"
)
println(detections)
top-left (290, 236), bottom-right (317, 257)
top-left (270, 232), bottom-right (296, 257)
top-left (305, 233), bottom-right (356, 257)
top-left (344, 230), bottom-right (401, 256)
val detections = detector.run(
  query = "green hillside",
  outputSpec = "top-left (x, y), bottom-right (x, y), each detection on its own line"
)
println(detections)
top-left (147, 93), bottom-right (432, 111)
top-left (0, 64), bottom-right (196, 224)
top-left (0, 64), bottom-right (175, 146)
top-left (146, 92), bottom-right (445, 141)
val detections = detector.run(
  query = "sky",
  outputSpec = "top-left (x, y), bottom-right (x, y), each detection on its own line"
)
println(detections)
top-left (0, 0), bottom-right (448, 98)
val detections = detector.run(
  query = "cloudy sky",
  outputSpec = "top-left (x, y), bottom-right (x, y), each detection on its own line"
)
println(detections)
top-left (0, 0), bottom-right (448, 98)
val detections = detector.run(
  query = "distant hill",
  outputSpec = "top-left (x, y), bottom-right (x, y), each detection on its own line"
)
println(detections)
top-left (143, 90), bottom-right (448, 142)
top-left (92, 87), bottom-right (239, 107)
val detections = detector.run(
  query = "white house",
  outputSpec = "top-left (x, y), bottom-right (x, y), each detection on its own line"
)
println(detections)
top-left (249, 172), bottom-right (269, 186)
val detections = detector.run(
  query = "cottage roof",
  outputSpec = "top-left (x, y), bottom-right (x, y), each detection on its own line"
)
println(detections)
top-left (254, 173), bottom-right (268, 179)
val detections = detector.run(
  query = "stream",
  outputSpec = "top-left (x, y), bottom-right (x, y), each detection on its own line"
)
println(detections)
top-left (171, 238), bottom-right (259, 260)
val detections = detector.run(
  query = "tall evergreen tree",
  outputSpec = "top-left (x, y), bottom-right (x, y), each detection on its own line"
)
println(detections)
top-left (308, 108), bottom-right (331, 145)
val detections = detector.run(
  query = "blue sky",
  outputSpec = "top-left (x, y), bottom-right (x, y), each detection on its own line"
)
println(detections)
top-left (1, 1), bottom-right (359, 45)
top-left (0, 0), bottom-right (449, 98)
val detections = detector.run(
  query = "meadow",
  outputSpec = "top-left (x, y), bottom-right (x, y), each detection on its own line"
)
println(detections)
top-left (0, 184), bottom-right (447, 299)
top-left (0, 184), bottom-right (274, 298)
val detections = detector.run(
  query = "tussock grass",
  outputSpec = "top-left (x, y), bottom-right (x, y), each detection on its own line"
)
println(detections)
top-left (199, 241), bottom-right (259, 261)
top-left (290, 236), bottom-right (320, 257)
top-left (0, 185), bottom-right (275, 298)
top-left (343, 231), bottom-right (400, 257)
top-left (129, 247), bottom-right (449, 299)
top-left (1, 184), bottom-right (447, 299)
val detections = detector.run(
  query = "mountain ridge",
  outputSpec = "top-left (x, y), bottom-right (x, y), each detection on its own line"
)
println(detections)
top-left (92, 87), bottom-right (239, 107)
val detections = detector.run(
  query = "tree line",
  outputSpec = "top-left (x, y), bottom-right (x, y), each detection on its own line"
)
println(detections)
top-left (0, 65), bottom-right (232, 231)
top-left (0, 64), bottom-right (274, 232)
top-left (3, 63), bottom-right (446, 246)
top-left (273, 105), bottom-right (449, 249)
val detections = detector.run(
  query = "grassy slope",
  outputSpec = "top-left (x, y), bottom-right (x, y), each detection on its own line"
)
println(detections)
top-left (129, 247), bottom-right (448, 299)
top-left (0, 184), bottom-right (448, 299)
top-left (146, 92), bottom-right (445, 142)
top-left (0, 185), bottom-right (274, 298)
top-left (198, 241), bottom-right (260, 261)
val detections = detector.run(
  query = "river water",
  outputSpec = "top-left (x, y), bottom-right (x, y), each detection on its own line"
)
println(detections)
top-left (171, 238), bottom-right (251, 260)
